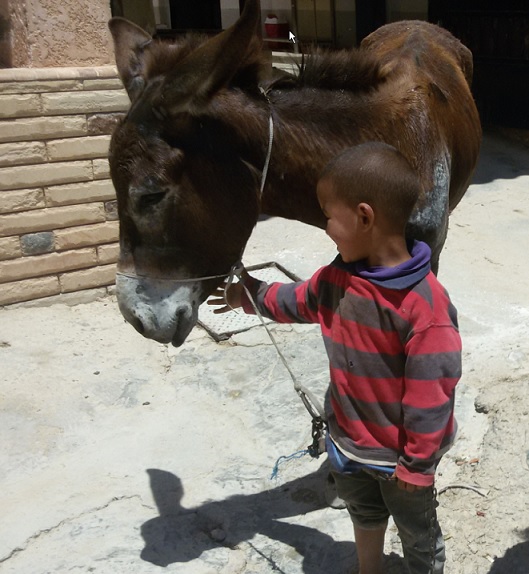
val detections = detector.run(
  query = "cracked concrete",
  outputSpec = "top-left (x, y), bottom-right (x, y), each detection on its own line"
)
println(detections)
top-left (1, 129), bottom-right (529, 573)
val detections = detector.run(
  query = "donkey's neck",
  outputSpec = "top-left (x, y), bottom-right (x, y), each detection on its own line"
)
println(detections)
top-left (260, 88), bottom-right (379, 228)
top-left (214, 85), bottom-right (380, 230)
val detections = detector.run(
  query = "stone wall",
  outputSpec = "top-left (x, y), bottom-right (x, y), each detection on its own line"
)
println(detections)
top-left (0, 66), bottom-right (130, 307)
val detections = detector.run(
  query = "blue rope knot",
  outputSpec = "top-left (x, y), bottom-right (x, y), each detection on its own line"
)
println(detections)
top-left (270, 449), bottom-right (310, 480)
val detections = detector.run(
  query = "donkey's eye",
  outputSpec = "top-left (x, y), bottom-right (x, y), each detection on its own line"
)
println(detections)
top-left (129, 184), bottom-right (168, 212)
top-left (138, 192), bottom-right (166, 210)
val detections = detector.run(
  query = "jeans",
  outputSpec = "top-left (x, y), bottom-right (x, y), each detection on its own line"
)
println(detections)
top-left (331, 469), bottom-right (445, 574)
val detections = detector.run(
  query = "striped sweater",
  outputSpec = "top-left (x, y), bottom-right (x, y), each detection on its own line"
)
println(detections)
top-left (242, 241), bottom-right (461, 486)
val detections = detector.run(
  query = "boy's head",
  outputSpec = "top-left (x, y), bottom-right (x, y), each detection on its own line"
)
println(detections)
top-left (317, 142), bottom-right (422, 265)
top-left (318, 142), bottom-right (421, 232)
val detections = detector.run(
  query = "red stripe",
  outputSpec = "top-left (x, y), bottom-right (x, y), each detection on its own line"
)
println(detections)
top-left (402, 378), bottom-right (459, 408)
top-left (404, 424), bottom-right (455, 460)
top-left (330, 367), bottom-right (404, 404)
top-left (334, 319), bottom-right (403, 354)
top-left (332, 407), bottom-right (402, 450)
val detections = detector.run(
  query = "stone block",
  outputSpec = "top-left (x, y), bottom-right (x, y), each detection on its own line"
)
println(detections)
top-left (45, 179), bottom-right (116, 207)
top-left (97, 242), bottom-right (120, 265)
top-left (0, 248), bottom-right (97, 283)
top-left (0, 141), bottom-right (47, 168)
top-left (0, 237), bottom-right (21, 261)
top-left (0, 93), bottom-right (42, 119)
top-left (54, 221), bottom-right (119, 250)
top-left (0, 275), bottom-right (61, 306)
top-left (6, 287), bottom-right (108, 309)
top-left (59, 263), bottom-right (116, 292)
top-left (41, 90), bottom-right (130, 116)
top-left (0, 204), bottom-right (106, 237)
top-left (0, 116), bottom-right (87, 143)
top-left (0, 80), bottom-right (82, 94)
top-left (0, 160), bottom-right (93, 191)
top-left (46, 135), bottom-right (111, 161)
top-left (0, 188), bottom-right (45, 214)
top-left (83, 78), bottom-right (124, 91)
top-left (20, 232), bottom-right (55, 256)
top-left (104, 199), bottom-right (118, 221)
top-left (93, 159), bottom-right (111, 179)
top-left (87, 113), bottom-right (124, 136)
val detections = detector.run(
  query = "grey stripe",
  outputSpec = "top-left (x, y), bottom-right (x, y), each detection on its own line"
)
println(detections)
top-left (403, 398), bottom-right (455, 435)
top-left (413, 279), bottom-right (434, 308)
top-left (406, 351), bottom-right (462, 380)
top-left (318, 279), bottom-right (346, 311)
top-left (329, 339), bottom-right (406, 379)
top-left (335, 291), bottom-right (411, 334)
top-left (330, 384), bottom-right (403, 427)
top-left (275, 283), bottom-right (312, 322)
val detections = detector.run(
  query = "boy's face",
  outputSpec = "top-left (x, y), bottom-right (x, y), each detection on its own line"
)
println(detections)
top-left (317, 178), bottom-right (371, 263)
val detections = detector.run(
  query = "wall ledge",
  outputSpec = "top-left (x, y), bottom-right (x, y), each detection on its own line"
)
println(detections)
top-left (0, 66), bottom-right (119, 83)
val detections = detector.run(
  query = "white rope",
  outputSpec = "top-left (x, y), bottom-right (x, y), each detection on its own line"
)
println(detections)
top-left (115, 261), bottom-right (243, 284)
top-left (240, 279), bottom-right (327, 422)
top-left (260, 114), bottom-right (274, 197)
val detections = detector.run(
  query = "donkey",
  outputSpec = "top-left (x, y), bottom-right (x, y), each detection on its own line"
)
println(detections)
top-left (108, 0), bottom-right (481, 346)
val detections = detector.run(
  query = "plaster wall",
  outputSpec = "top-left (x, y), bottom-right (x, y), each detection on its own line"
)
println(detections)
top-left (7, 0), bottom-right (113, 68)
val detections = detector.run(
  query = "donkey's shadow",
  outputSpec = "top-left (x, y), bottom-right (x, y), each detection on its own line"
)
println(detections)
top-left (140, 461), bottom-right (360, 573)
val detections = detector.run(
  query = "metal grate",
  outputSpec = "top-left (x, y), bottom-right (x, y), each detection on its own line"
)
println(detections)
top-left (198, 261), bottom-right (301, 341)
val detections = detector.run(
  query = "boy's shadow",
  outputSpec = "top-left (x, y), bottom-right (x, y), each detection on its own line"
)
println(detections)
top-left (140, 460), bottom-right (359, 573)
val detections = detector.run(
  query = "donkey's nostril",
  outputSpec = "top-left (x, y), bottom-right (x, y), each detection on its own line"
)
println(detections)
top-left (130, 316), bottom-right (145, 335)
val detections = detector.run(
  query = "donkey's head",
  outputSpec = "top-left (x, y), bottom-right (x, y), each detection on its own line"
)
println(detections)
top-left (108, 0), bottom-right (264, 346)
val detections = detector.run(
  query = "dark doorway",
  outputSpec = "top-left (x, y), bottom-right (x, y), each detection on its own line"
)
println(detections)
top-left (429, 0), bottom-right (529, 128)
top-left (169, 0), bottom-right (221, 32)
top-left (355, 0), bottom-right (386, 45)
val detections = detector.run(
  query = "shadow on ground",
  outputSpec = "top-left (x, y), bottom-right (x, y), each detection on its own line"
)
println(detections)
top-left (471, 128), bottom-right (529, 185)
top-left (140, 461), bottom-right (351, 572)
top-left (488, 528), bottom-right (529, 574)
top-left (140, 462), bottom-right (407, 573)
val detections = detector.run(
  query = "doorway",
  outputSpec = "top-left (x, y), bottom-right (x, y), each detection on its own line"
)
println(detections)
top-left (169, 0), bottom-right (221, 32)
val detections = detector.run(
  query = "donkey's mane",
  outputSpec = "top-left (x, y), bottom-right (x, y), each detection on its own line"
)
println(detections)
top-left (145, 36), bottom-right (385, 94)
top-left (296, 48), bottom-right (386, 92)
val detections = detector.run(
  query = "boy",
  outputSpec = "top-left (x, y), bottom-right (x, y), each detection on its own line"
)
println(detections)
top-left (208, 142), bottom-right (461, 574)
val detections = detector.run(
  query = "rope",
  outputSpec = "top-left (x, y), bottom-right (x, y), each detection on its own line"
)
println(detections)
top-left (270, 449), bottom-right (310, 479)
top-left (115, 260), bottom-right (245, 285)
top-left (260, 114), bottom-right (274, 197)
top-left (240, 281), bottom-right (326, 423)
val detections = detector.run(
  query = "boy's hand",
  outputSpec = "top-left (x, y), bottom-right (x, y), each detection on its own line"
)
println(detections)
top-left (207, 281), bottom-right (245, 314)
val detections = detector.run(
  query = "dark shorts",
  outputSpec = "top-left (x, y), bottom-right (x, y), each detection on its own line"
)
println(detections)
top-left (331, 469), bottom-right (446, 574)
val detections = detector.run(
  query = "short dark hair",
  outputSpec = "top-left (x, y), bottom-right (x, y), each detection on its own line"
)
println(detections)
top-left (319, 142), bottom-right (421, 230)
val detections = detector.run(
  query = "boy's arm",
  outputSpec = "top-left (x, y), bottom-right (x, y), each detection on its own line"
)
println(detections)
top-left (396, 324), bottom-right (462, 487)
top-left (241, 270), bottom-right (323, 324)
top-left (208, 267), bottom-right (324, 324)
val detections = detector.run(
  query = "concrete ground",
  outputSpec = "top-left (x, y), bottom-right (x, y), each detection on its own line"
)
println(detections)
top-left (1, 129), bottom-right (529, 574)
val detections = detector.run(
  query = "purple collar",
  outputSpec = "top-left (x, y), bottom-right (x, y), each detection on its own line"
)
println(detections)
top-left (335, 240), bottom-right (432, 290)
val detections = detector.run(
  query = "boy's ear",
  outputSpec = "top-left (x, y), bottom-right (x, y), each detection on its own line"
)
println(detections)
top-left (357, 203), bottom-right (375, 228)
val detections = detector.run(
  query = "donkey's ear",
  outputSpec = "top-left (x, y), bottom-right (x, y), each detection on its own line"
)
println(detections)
top-left (156, 0), bottom-right (261, 114)
top-left (109, 17), bottom-right (152, 101)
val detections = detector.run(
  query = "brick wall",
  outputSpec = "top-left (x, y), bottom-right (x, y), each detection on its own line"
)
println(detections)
top-left (0, 66), bottom-right (129, 307)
